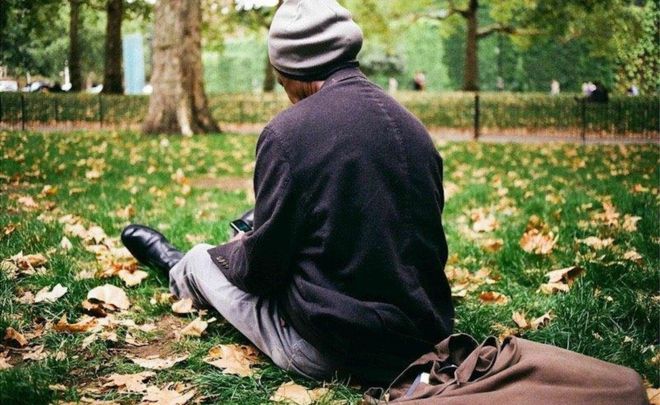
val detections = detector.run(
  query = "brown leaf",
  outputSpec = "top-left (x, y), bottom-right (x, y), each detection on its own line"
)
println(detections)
top-left (53, 315), bottom-right (99, 333)
top-left (34, 284), bottom-right (68, 303)
top-left (621, 215), bottom-right (641, 232)
top-left (545, 266), bottom-right (584, 286)
top-left (538, 282), bottom-right (571, 295)
top-left (3, 327), bottom-right (28, 347)
top-left (12, 252), bottom-right (48, 270)
top-left (478, 291), bottom-right (509, 305)
top-left (647, 388), bottom-right (660, 405)
top-left (623, 250), bottom-right (643, 263)
top-left (511, 311), bottom-right (529, 329)
top-left (530, 312), bottom-right (554, 330)
top-left (482, 238), bottom-right (504, 252)
top-left (141, 384), bottom-right (196, 405)
top-left (0, 352), bottom-right (13, 370)
top-left (17, 195), bottom-right (39, 210)
top-left (102, 371), bottom-right (155, 393)
top-left (22, 345), bottom-right (48, 361)
top-left (87, 284), bottom-right (130, 311)
top-left (579, 236), bottom-right (613, 250)
top-left (171, 298), bottom-right (194, 315)
top-left (129, 354), bottom-right (188, 370)
top-left (204, 344), bottom-right (260, 377)
top-left (519, 229), bottom-right (556, 255)
top-left (270, 381), bottom-right (328, 405)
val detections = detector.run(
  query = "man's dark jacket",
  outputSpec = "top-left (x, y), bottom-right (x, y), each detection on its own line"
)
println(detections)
top-left (208, 67), bottom-right (453, 382)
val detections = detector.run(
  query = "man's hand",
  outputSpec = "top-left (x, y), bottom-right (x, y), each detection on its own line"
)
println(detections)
top-left (230, 231), bottom-right (246, 243)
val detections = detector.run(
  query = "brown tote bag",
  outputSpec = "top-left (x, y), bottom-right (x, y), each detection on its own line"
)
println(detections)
top-left (363, 334), bottom-right (648, 405)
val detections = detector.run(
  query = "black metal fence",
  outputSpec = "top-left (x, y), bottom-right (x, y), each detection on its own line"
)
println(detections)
top-left (0, 92), bottom-right (658, 140)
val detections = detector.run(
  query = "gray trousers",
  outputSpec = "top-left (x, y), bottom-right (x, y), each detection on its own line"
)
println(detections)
top-left (169, 244), bottom-right (338, 380)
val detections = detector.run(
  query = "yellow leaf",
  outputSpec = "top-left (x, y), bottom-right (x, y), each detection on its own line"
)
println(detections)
top-left (538, 282), bottom-right (571, 295)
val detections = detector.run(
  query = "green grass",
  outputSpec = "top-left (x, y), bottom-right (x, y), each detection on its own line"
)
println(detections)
top-left (0, 130), bottom-right (658, 404)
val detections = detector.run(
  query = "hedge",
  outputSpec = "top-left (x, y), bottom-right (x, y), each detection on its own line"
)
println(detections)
top-left (0, 91), bottom-right (657, 136)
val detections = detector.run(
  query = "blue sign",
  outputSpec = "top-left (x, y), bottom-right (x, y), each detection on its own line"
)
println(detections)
top-left (123, 33), bottom-right (145, 95)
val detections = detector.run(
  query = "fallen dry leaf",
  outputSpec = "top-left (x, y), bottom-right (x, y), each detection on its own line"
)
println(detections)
top-left (530, 312), bottom-right (554, 330)
top-left (171, 298), bottom-right (194, 315)
top-left (179, 317), bottom-right (207, 337)
top-left (129, 354), bottom-right (188, 370)
top-left (482, 238), bottom-right (504, 252)
top-left (22, 345), bottom-right (48, 361)
top-left (204, 344), bottom-right (260, 377)
top-left (648, 388), bottom-right (660, 405)
top-left (0, 352), bottom-right (13, 370)
top-left (623, 250), bottom-right (643, 263)
top-left (519, 229), bottom-right (556, 255)
top-left (53, 315), bottom-right (99, 333)
top-left (512, 311), bottom-right (529, 329)
top-left (579, 236), bottom-right (614, 250)
top-left (11, 251), bottom-right (48, 270)
top-left (141, 384), bottom-right (196, 405)
top-left (102, 371), bottom-right (155, 393)
top-left (87, 284), bottom-right (130, 311)
top-left (17, 291), bottom-right (35, 304)
top-left (60, 236), bottom-right (73, 251)
top-left (34, 284), bottom-right (68, 303)
top-left (270, 381), bottom-right (328, 405)
top-left (117, 269), bottom-right (149, 287)
top-left (17, 195), bottom-right (39, 210)
top-left (545, 266), bottom-right (584, 285)
top-left (538, 282), bottom-right (571, 295)
top-left (3, 327), bottom-right (28, 347)
top-left (478, 291), bottom-right (509, 305)
top-left (621, 215), bottom-right (641, 232)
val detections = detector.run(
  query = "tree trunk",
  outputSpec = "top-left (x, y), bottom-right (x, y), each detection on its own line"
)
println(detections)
top-left (142, 0), bottom-right (219, 135)
top-left (263, 54), bottom-right (276, 92)
top-left (68, 0), bottom-right (83, 92)
top-left (103, 0), bottom-right (124, 94)
top-left (463, 0), bottom-right (479, 91)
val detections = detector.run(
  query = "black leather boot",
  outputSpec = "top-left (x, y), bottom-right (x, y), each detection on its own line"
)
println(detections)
top-left (121, 224), bottom-right (184, 273)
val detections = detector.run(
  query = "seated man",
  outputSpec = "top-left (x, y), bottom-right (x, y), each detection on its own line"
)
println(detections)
top-left (122, 0), bottom-right (454, 384)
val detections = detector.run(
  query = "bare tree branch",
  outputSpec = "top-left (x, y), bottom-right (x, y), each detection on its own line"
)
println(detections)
top-left (477, 24), bottom-right (517, 38)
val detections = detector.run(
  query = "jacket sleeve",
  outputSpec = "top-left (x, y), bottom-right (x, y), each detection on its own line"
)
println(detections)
top-left (207, 127), bottom-right (301, 296)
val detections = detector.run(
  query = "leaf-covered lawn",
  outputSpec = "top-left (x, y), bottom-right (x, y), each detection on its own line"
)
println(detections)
top-left (1, 130), bottom-right (658, 404)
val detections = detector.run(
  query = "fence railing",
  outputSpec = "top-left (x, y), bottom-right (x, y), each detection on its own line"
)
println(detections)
top-left (0, 91), bottom-right (658, 139)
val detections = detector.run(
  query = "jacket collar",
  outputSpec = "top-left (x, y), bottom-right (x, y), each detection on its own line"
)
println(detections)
top-left (320, 67), bottom-right (366, 90)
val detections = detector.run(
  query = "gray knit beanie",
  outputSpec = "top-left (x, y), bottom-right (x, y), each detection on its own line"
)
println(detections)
top-left (268, 0), bottom-right (363, 81)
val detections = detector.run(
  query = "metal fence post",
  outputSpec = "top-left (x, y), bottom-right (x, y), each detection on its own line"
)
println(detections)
top-left (99, 94), bottom-right (104, 128)
top-left (473, 93), bottom-right (480, 140)
top-left (580, 98), bottom-right (586, 144)
top-left (20, 93), bottom-right (26, 131)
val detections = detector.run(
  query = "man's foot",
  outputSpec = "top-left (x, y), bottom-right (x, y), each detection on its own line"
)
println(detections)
top-left (121, 224), bottom-right (184, 273)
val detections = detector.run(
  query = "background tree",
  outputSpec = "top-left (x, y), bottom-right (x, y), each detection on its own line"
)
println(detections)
top-left (142, 0), bottom-right (219, 135)
top-left (68, 0), bottom-right (82, 91)
top-left (102, 0), bottom-right (123, 93)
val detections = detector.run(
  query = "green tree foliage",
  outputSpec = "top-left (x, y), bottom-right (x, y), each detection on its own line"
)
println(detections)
top-left (615, 0), bottom-right (659, 94)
